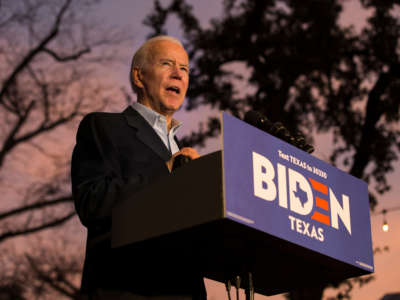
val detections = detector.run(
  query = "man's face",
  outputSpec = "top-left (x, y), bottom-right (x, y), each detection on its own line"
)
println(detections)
top-left (135, 40), bottom-right (189, 117)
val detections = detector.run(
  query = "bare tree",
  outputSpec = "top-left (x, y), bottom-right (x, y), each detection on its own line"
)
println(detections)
top-left (0, 0), bottom-right (127, 242)
top-left (0, 0), bottom-right (130, 298)
top-left (0, 233), bottom-right (84, 299)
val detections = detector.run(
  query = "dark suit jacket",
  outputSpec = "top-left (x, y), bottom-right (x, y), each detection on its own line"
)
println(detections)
top-left (71, 106), bottom-right (206, 298)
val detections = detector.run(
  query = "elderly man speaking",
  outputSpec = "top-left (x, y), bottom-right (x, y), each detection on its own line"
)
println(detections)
top-left (71, 36), bottom-right (205, 300)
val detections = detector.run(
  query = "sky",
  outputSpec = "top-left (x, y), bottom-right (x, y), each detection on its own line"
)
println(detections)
top-left (91, 1), bottom-right (400, 300)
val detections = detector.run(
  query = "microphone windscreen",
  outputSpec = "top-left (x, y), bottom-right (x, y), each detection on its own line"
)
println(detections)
top-left (172, 154), bottom-right (191, 171)
top-left (244, 110), bottom-right (272, 131)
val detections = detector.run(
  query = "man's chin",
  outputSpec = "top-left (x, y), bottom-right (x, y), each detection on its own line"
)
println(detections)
top-left (162, 107), bottom-right (180, 116)
top-left (161, 102), bottom-right (183, 115)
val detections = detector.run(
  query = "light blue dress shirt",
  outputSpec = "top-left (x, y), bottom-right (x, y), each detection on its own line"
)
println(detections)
top-left (131, 102), bottom-right (182, 154)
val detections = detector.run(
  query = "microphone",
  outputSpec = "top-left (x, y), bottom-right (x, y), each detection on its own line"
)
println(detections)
top-left (172, 154), bottom-right (191, 171)
top-left (244, 110), bottom-right (273, 133)
top-left (243, 110), bottom-right (314, 154)
top-left (293, 132), bottom-right (314, 153)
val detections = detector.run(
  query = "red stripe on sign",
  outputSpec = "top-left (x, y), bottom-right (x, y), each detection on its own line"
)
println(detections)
top-left (315, 197), bottom-right (329, 211)
top-left (308, 178), bottom-right (328, 195)
top-left (311, 211), bottom-right (330, 225)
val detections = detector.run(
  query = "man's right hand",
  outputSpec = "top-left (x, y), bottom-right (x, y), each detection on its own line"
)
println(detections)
top-left (166, 147), bottom-right (200, 172)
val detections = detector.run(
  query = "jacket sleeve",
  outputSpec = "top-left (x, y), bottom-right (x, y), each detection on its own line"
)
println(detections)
top-left (71, 113), bottom-right (143, 229)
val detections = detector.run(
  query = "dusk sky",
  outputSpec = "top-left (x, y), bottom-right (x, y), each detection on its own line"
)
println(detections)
top-left (86, 1), bottom-right (400, 299)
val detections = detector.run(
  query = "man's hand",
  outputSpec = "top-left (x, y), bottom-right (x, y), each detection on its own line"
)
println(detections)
top-left (166, 147), bottom-right (200, 172)
top-left (174, 147), bottom-right (200, 160)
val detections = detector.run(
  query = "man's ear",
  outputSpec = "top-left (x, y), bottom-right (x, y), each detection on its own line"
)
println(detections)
top-left (132, 67), bottom-right (144, 89)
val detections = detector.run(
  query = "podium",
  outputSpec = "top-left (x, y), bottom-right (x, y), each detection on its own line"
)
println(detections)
top-left (112, 113), bottom-right (374, 296)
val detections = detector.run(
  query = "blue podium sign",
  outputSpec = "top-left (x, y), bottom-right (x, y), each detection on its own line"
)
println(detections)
top-left (222, 112), bottom-right (374, 273)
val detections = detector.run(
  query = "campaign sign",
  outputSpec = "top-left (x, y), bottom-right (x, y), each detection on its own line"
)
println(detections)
top-left (222, 112), bottom-right (374, 273)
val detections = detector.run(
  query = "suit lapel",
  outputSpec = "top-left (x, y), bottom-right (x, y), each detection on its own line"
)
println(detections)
top-left (123, 106), bottom-right (172, 162)
top-left (174, 135), bottom-right (182, 149)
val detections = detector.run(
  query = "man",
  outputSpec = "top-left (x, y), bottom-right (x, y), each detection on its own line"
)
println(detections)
top-left (71, 36), bottom-right (205, 300)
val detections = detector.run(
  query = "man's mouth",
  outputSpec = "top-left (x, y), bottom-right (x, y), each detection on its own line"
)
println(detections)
top-left (166, 86), bottom-right (180, 94)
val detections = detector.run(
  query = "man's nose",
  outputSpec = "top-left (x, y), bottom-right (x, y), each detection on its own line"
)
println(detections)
top-left (170, 65), bottom-right (183, 80)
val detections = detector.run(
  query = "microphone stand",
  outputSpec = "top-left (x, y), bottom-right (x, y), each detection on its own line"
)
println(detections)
top-left (226, 272), bottom-right (254, 300)
top-left (235, 276), bottom-right (241, 300)
top-left (245, 272), bottom-right (254, 300)
top-left (225, 280), bottom-right (232, 300)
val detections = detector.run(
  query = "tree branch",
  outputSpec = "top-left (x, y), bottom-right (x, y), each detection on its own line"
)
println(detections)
top-left (25, 255), bottom-right (79, 299)
top-left (14, 109), bottom-right (78, 145)
top-left (43, 47), bottom-right (91, 62)
top-left (350, 63), bottom-right (400, 178)
top-left (0, 212), bottom-right (75, 243)
top-left (0, 107), bottom-right (78, 167)
top-left (26, 65), bottom-right (51, 124)
top-left (0, 195), bottom-right (72, 220)
top-left (0, 0), bottom-right (72, 105)
top-left (0, 100), bottom-right (35, 167)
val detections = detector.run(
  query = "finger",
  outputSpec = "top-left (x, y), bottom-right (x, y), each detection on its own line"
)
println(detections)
top-left (179, 147), bottom-right (200, 159)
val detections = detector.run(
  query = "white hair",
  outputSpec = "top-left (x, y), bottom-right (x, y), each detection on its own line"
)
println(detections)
top-left (129, 35), bottom-right (184, 95)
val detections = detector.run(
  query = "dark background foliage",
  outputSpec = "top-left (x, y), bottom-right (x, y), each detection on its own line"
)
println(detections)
top-left (143, 0), bottom-right (400, 299)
